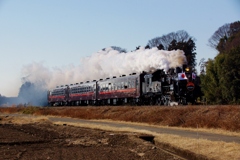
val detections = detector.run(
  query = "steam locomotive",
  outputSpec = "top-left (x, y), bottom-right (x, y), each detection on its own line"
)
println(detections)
top-left (47, 65), bottom-right (200, 106)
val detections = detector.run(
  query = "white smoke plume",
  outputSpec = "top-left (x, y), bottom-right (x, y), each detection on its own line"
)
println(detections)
top-left (21, 47), bottom-right (187, 90)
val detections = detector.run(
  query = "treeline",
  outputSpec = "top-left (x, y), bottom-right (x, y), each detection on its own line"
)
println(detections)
top-left (0, 95), bottom-right (19, 106)
top-left (0, 82), bottom-right (47, 106)
top-left (201, 21), bottom-right (240, 104)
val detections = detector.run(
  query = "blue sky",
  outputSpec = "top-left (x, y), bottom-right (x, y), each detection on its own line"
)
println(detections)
top-left (0, 0), bottom-right (239, 97)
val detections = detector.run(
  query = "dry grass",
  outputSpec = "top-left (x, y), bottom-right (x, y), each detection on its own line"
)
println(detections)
top-left (53, 120), bottom-right (240, 160)
top-left (1, 105), bottom-right (240, 132)
top-left (0, 115), bottom-right (49, 124)
top-left (154, 134), bottom-right (240, 160)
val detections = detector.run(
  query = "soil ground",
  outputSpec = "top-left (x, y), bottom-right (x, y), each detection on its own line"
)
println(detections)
top-left (1, 106), bottom-right (240, 159)
top-left (0, 115), bottom-right (196, 160)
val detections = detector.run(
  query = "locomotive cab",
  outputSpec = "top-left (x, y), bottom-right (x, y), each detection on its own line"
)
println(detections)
top-left (142, 70), bottom-right (164, 94)
top-left (141, 70), bottom-right (173, 105)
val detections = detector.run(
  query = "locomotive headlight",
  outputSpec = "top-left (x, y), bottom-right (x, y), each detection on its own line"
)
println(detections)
top-left (185, 67), bottom-right (190, 72)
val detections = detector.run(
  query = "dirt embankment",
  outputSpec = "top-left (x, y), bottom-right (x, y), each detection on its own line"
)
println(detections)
top-left (1, 105), bottom-right (239, 132)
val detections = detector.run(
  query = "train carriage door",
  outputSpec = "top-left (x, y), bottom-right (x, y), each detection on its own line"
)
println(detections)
top-left (144, 74), bottom-right (153, 93)
top-left (92, 83), bottom-right (96, 101)
top-left (64, 85), bottom-right (70, 104)
top-left (95, 82), bottom-right (99, 102)
top-left (135, 76), bottom-right (141, 97)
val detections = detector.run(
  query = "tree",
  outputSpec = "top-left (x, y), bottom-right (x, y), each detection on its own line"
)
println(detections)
top-left (147, 30), bottom-right (197, 68)
top-left (157, 44), bottom-right (164, 50)
top-left (208, 23), bottom-right (230, 51)
top-left (135, 46), bottom-right (140, 50)
top-left (223, 28), bottom-right (240, 52)
top-left (198, 58), bottom-right (206, 75)
top-left (0, 94), bottom-right (3, 105)
top-left (101, 46), bottom-right (127, 53)
top-left (201, 21), bottom-right (240, 104)
top-left (208, 21), bottom-right (240, 53)
top-left (110, 46), bottom-right (127, 53)
top-left (220, 40), bottom-right (240, 104)
top-left (18, 81), bottom-right (47, 106)
top-left (200, 57), bottom-right (225, 104)
top-left (168, 38), bottom-right (197, 68)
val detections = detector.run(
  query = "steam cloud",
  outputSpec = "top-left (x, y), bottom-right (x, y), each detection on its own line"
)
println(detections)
top-left (22, 47), bottom-right (186, 89)
top-left (18, 47), bottom-right (186, 106)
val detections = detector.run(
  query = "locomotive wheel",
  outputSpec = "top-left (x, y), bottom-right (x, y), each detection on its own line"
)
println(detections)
top-left (129, 99), bottom-right (137, 106)
top-left (161, 96), bottom-right (170, 106)
top-left (149, 98), bottom-right (154, 106)
top-left (179, 98), bottom-right (187, 105)
top-left (163, 99), bottom-right (169, 106)
top-left (156, 98), bottom-right (162, 105)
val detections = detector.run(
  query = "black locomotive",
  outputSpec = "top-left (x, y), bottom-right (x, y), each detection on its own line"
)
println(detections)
top-left (47, 65), bottom-right (200, 106)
